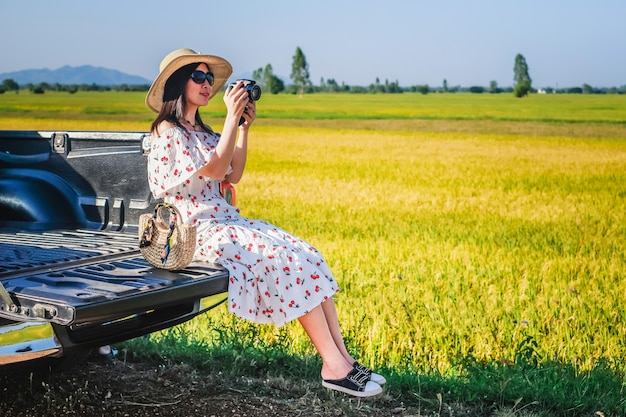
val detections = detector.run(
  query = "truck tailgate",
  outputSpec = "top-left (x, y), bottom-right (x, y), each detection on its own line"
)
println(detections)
top-left (0, 229), bottom-right (229, 327)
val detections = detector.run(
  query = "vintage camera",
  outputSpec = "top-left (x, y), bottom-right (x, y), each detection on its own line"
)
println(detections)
top-left (228, 79), bottom-right (262, 101)
top-left (228, 79), bottom-right (261, 125)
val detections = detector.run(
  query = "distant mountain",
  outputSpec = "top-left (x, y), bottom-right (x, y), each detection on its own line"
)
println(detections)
top-left (0, 65), bottom-right (151, 86)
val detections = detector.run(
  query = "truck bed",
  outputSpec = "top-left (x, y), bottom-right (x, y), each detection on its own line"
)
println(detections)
top-left (0, 130), bottom-right (230, 364)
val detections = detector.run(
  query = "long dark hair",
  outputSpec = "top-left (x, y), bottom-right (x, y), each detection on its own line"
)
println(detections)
top-left (150, 62), bottom-right (214, 135)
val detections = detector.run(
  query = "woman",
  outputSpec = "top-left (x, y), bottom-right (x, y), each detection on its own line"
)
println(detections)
top-left (145, 48), bottom-right (385, 397)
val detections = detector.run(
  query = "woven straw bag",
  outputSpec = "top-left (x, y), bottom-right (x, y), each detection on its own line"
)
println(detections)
top-left (138, 203), bottom-right (196, 270)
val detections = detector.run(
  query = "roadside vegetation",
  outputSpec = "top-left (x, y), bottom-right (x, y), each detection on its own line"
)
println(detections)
top-left (1, 92), bottom-right (625, 416)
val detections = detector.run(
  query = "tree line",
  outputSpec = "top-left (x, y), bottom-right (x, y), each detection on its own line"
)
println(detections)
top-left (2, 50), bottom-right (625, 96)
top-left (0, 78), bottom-right (148, 94)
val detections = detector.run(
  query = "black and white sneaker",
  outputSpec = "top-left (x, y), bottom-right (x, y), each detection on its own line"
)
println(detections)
top-left (322, 368), bottom-right (382, 397)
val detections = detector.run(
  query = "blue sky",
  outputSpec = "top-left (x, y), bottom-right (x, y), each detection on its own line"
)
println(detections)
top-left (1, 0), bottom-right (625, 88)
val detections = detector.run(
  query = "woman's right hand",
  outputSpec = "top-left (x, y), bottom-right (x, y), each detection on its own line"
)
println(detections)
top-left (200, 81), bottom-right (249, 180)
top-left (223, 80), bottom-right (249, 126)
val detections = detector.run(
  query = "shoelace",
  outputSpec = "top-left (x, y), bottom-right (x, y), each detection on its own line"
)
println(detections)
top-left (347, 368), bottom-right (371, 390)
top-left (353, 362), bottom-right (373, 377)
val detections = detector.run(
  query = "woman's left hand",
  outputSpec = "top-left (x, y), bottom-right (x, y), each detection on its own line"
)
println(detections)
top-left (239, 100), bottom-right (256, 130)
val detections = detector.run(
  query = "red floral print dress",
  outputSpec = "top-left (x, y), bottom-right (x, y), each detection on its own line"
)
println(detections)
top-left (147, 127), bottom-right (339, 327)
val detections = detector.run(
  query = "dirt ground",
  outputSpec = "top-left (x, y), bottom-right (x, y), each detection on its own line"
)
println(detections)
top-left (0, 352), bottom-right (437, 417)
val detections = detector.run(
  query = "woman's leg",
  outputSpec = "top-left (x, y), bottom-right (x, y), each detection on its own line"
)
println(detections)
top-left (299, 301), bottom-right (385, 396)
top-left (298, 304), bottom-right (353, 381)
top-left (320, 298), bottom-right (387, 385)
top-left (320, 298), bottom-right (357, 364)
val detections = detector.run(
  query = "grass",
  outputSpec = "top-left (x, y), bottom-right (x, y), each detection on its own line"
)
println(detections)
top-left (2, 90), bottom-right (626, 127)
top-left (1, 91), bottom-right (625, 415)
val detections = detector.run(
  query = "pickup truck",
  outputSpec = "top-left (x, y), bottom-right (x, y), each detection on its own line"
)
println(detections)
top-left (0, 130), bottom-right (230, 366)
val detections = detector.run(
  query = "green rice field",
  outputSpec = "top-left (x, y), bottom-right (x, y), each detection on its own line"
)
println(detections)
top-left (1, 91), bottom-right (625, 414)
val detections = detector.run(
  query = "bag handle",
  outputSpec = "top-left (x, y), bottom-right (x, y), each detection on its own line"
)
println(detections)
top-left (153, 203), bottom-right (182, 224)
top-left (140, 203), bottom-right (182, 249)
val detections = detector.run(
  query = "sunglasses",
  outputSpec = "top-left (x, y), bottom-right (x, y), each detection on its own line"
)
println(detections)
top-left (190, 70), bottom-right (214, 86)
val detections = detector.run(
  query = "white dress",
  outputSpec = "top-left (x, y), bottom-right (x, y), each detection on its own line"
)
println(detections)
top-left (147, 127), bottom-right (339, 327)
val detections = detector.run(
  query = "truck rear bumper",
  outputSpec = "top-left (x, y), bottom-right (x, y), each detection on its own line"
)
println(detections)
top-left (0, 292), bottom-right (227, 366)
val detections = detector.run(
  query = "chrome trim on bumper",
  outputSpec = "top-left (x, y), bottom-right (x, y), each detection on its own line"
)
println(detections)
top-left (0, 321), bottom-right (61, 365)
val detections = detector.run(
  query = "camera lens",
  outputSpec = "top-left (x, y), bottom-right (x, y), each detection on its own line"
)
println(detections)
top-left (249, 85), bottom-right (262, 101)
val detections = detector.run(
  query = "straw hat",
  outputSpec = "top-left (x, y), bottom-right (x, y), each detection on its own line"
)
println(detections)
top-left (145, 48), bottom-right (233, 113)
